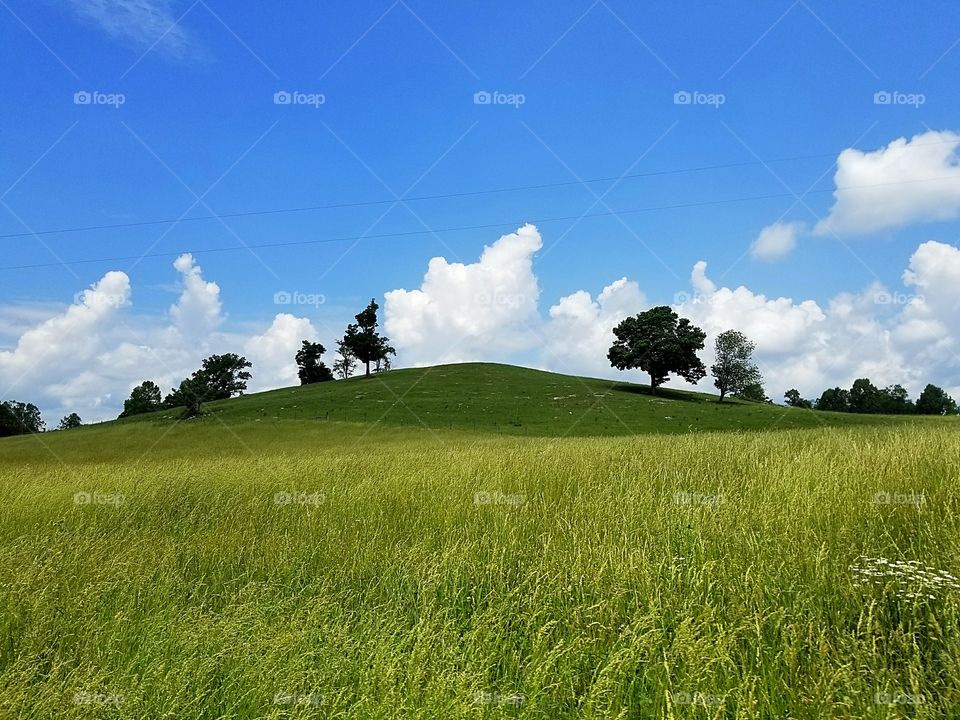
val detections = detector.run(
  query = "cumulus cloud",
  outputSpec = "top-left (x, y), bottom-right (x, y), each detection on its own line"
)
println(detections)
top-left (751, 221), bottom-right (806, 261)
top-left (384, 224), bottom-right (543, 365)
top-left (66, 0), bottom-right (203, 60)
top-left (0, 256), bottom-right (319, 423)
top-left (544, 278), bottom-right (646, 377)
top-left (383, 224), bottom-right (960, 402)
top-left (816, 130), bottom-right (960, 236)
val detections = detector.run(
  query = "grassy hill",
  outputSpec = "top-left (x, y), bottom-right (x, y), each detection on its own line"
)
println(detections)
top-left (117, 362), bottom-right (929, 437)
top-left (2, 363), bottom-right (959, 718)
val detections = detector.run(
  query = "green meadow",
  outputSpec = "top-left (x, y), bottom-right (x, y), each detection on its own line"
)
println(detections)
top-left (1, 364), bottom-right (958, 718)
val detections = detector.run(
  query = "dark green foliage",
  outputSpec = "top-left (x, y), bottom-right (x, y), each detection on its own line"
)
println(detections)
top-left (734, 382), bottom-right (770, 403)
top-left (295, 341), bottom-right (334, 385)
top-left (0, 400), bottom-right (44, 436)
top-left (916, 384), bottom-right (958, 415)
top-left (711, 330), bottom-right (763, 402)
top-left (57, 413), bottom-right (82, 430)
top-left (784, 389), bottom-right (813, 409)
top-left (608, 306), bottom-right (706, 394)
top-left (340, 299), bottom-right (395, 377)
top-left (163, 354), bottom-right (253, 418)
top-left (120, 381), bottom-right (163, 418)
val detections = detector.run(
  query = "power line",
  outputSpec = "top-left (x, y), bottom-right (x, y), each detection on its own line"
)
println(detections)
top-left (4, 174), bottom-right (959, 271)
top-left (1, 138), bottom-right (956, 242)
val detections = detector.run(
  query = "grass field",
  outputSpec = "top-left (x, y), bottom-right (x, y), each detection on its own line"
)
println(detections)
top-left (1, 364), bottom-right (958, 718)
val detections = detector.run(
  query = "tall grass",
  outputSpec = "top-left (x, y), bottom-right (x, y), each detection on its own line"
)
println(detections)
top-left (1, 424), bottom-right (958, 717)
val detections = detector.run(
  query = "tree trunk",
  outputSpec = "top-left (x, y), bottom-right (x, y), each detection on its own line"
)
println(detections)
top-left (650, 375), bottom-right (658, 395)
top-left (364, 360), bottom-right (370, 377)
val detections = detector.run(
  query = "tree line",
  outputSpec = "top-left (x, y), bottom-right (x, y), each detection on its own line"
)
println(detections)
top-left (607, 305), bottom-right (958, 414)
top-left (784, 380), bottom-right (957, 416)
top-left (120, 298), bottom-right (395, 420)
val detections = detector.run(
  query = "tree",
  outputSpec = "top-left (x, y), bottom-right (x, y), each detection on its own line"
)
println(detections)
top-left (607, 306), bottom-right (706, 394)
top-left (340, 299), bottom-right (395, 377)
top-left (877, 384), bottom-right (914, 415)
top-left (735, 382), bottom-right (769, 403)
top-left (196, 353), bottom-right (252, 400)
top-left (848, 378), bottom-right (882, 414)
top-left (711, 330), bottom-right (762, 402)
top-left (120, 381), bottom-right (163, 418)
top-left (163, 354), bottom-right (252, 417)
top-left (295, 341), bottom-right (333, 385)
top-left (57, 413), bottom-right (82, 430)
top-left (0, 400), bottom-right (44, 436)
top-left (332, 341), bottom-right (357, 380)
top-left (816, 387), bottom-right (850, 412)
top-left (784, 389), bottom-right (813, 409)
top-left (916, 384), bottom-right (958, 415)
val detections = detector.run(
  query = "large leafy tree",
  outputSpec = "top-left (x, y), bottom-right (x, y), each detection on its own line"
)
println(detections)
top-left (295, 341), bottom-right (333, 385)
top-left (848, 378), bottom-right (882, 414)
top-left (340, 299), bottom-right (395, 377)
top-left (916, 384), bottom-right (958, 415)
top-left (57, 413), bottom-right (82, 430)
top-left (0, 400), bottom-right (44, 436)
top-left (711, 330), bottom-right (762, 402)
top-left (164, 354), bottom-right (252, 417)
top-left (784, 389), bottom-right (813, 409)
top-left (816, 387), bottom-right (850, 412)
top-left (120, 381), bottom-right (163, 418)
top-left (607, 306), bottom-right (706, 394)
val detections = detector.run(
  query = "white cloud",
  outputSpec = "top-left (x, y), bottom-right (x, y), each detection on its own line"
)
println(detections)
top-left (751, 221), bottom-right (805, 261)
top-left (243, 314), bottom-right (319, 393)
top-left (169, 253), bottom-right (223, 339)
top-left (66, 0), bottom-right (203, 60)
top-left (0, 256), bottom-right (320, 423)
top-left (384, 224), bottom-right (543, 365)
top-left (544, 278), bottom-right (646, 377)
top-left (816, 130), bottom-right (960, 236)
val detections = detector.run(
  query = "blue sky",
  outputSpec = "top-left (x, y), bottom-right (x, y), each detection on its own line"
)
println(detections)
top-left (3, 0), bottom-right (960, 421)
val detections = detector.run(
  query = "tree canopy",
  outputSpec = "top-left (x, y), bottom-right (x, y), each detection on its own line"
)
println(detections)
top-left (295, 341), bottom-right (334, 385)
top-left (711, 330), bottom-right (763, 402)
top-left (340, 299), bottom-right (395, 377)
top-left (608, 306), bottom-right (706, 393)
